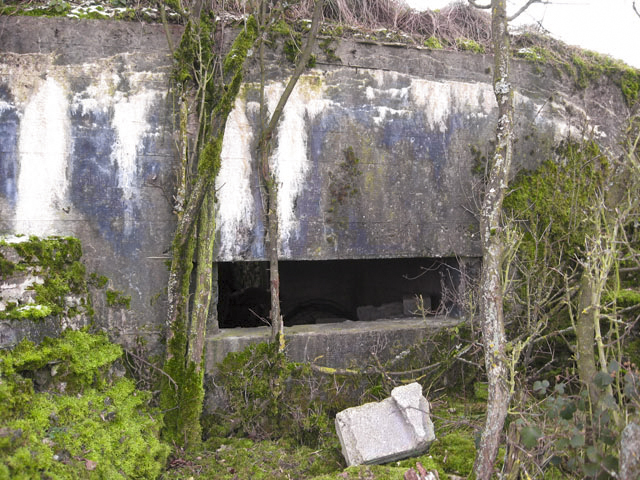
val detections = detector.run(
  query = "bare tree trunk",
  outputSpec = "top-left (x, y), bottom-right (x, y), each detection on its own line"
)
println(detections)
top-left (256, 0), bottom-right (325, 345)
top-left (575, 268), bottom-right (600, 404)
top-left (575, 209), bottom-right (621, 426)
top-left (473, 1), bottom-right (513, 478)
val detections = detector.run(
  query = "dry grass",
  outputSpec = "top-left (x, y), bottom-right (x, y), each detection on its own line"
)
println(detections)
top-left (212, 0), bottom-right (492, 51)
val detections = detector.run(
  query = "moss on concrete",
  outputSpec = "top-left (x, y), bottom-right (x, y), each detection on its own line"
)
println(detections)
top-left (514, 33), bottom-right (640, 106)
top-left (105, 289), bottom-right (131, 309)
top-left (423, 37), bottom-right (443, 50)
top-left (0, 236), bottom-right (91, 321)
top-left (456, 38), bottom-right (484, 53)
top-left (504, 140), bottom-right (608, 262)
top-left (0, 0), bottom-right (181, 23)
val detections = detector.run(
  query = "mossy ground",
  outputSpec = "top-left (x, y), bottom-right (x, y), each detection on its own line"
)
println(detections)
top-left (161, 341), bottom-right (486, 480)
top-left (162, 400), bottom-right (482, 480)
top-left (0, 329), bottom-right (169, 479)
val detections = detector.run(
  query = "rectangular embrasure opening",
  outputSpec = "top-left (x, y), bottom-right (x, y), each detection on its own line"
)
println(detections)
top-left (217, 257), bottom-right (461, 329)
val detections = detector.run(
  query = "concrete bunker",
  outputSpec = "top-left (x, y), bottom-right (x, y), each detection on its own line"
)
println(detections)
top-left (218, 257), bottom-right (462, 329)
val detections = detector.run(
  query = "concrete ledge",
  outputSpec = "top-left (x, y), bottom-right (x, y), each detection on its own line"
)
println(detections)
top-left (204, 317), bottom-right (462, 371)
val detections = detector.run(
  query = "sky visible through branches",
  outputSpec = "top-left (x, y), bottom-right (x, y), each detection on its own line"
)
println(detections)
top-left (408, 0), bottom-right (640, 68)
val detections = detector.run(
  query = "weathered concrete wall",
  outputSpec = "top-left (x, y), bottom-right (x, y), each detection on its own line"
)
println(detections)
top-left (205, 317), bottom-right (461, 369)
top-left (216, 37), bottom-right (629, 261)
top-left (0, 17), bottom-right (631, 350)
top-left (0, 17), bottom-right (182, 345)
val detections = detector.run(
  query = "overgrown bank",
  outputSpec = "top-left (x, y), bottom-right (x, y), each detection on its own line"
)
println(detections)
top-left (0, 329), bottom-right (169, 479)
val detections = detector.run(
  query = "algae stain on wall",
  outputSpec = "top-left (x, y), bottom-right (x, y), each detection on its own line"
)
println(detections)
top-left (70, 67), bottom-right (167, 245)
top-left (15, 77), bottom-right (71, 236)
top-left (0, 90), bottom-right (20, 208)
top-left (2, 51), bottom-right (168, 251)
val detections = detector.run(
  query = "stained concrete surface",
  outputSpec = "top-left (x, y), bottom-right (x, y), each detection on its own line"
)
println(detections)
top-left (205, 316), bottom-right (462, 369)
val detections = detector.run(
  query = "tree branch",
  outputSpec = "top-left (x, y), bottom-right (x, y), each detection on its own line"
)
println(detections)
top-left (508, 0), bottom-right (549, 21)
top-left (634, 1), bottom-right (640, 20)
top-left (468, 0), bottom-right (491, 9)
top-left (262, 0), bottom-right (325, 140)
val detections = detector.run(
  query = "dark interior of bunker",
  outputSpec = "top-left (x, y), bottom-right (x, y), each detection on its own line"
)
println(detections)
top-left (217, 257), bottom-right (462, 328)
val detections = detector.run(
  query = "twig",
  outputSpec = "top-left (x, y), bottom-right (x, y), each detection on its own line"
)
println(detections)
top-left (124, 348), bottom-right (178, 391)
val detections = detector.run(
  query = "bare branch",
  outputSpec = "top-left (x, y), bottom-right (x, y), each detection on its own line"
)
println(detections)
top-left (468, 0), bottom-right (491, 9)
top-left (634, 1), bottom-right (640, 20)
top-left (263, 0), bottom-right (325, 138)
top-left (508, 0), bottom-right (549, 21)
top-left (124, 348), bottom-right (178, 391)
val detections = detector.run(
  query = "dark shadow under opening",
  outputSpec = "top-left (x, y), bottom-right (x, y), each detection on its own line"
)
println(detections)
top-left (217, 257), bottom-right (462, 329)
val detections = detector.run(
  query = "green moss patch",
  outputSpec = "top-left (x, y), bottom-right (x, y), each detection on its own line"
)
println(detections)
top-left (105, 289), bottom-right (131, 309)
top-left (456, 37), bottom-right (484, 53)
top-left (504, 140), bottom-right (608, 262)
top-left (514, 32), bottom-right (640, 106)
top-left (0, 236), bottom-right (91, 321)
top-left (0, 329), bottom-right (169, 479)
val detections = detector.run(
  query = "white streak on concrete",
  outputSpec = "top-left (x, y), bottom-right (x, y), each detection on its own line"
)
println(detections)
top-left (410, 78), bottom-right (496, 132)
top-left (216, 94), bottom-right (256, 260)
top-left (267, 77), bottom-right (334, 255)
top-left (112, 89), bottom-right (157, 235)
top-left (365, 86), bottom-right (376, 100)
top-left (71, 70), bottom-right (122, 115)
top-left (15, 77), bottom-right (70, 236)
top-left (0, 100), bottom-right (12, 114)
top-left (373, 106), bottom-right (412, 125)
top-left (72, 68), bottom-right (161, 236)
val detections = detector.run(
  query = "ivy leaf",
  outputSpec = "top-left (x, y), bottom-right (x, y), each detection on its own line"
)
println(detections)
top-left (586, 445), bottom-right (600, 463)
top-left (593, 371), bottom-right (613, 389)
top-left (582, 462), bottom-right (599, 477)
top-left (570, 432), bottom-right (585, 448)
top-left (601, 429), bottom-right (617, 446)
top-left (603, 454), bottom-right (618, 472)
top-left (560, 402), bottom-right (576, 420)
top-left (607, 360), bottom-right (620, 374)
top-left (624, 372), bottom-right (640, 400)
top-left (601, 394), bottom-right (617, 410)
top-left (533, 380), bottom-right (549, 395)
top-left (520, 426), bottom-right (542, 449)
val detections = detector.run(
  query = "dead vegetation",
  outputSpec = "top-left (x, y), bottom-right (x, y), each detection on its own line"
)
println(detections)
top-left (213, 0), bottom-right (493, 50)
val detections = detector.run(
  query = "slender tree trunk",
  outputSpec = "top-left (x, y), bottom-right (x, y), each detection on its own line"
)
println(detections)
top-left (576, 211), bottom-right (620, 426)
top-left (256, 0), bottom-right (325, 345)
top-left (473, 1), bottom-right (513, 478)
top-left (161, 17), bottom-right (258, 447)
top-left (188, 189), bottom-right (216, 363)
top-left (576, 269), bottom-right (600, 404)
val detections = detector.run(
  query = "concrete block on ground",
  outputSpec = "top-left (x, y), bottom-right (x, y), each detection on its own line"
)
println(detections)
top-left (335, 382), bottom-right (435, 466)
